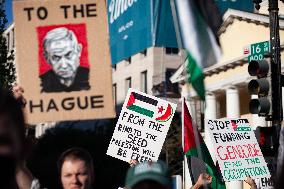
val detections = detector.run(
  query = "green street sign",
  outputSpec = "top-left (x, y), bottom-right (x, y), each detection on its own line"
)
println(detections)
top-left (244, 41), bottom-right (270, 62)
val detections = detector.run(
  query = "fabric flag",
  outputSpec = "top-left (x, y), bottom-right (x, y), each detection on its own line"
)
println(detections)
top-left (173, 0), bottom-right (222, 100)
top-left (183, 100), bottom-right (226, 189)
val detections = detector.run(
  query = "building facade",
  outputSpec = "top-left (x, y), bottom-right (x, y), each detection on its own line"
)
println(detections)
top-left (4, 23), bottom-right (15, 54)
top-left (112, 47), bottom-right (182, 106)
top-left (172, 2), bottom-right (284, 189)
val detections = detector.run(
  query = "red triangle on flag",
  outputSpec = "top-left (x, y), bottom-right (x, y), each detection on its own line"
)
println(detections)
top-left (127, 92), bottom-right (135, 107)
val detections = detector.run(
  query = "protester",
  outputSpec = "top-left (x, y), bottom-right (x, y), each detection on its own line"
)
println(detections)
top-left (245, 177), bottom-right (257, 189)
top-left (125, 160), bottom-right (171, 189)
top-left (190, 173), bottom-right (212, 189)
top-left (190, 173), bottom-right (257, 189)
top-left (0, 87), bottom-right (39, 189)
top-left (58, 147), bottom-right (95, 189)
top-left (129, 159), bottom-right (138, 167)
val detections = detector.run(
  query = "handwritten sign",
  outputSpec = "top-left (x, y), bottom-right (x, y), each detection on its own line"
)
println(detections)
top-left (107, 88), bottom-right (177, 162)
top-left (205, 119), bottom-right (270, 182)
top-left (256, 177), bottom-right (274, 189)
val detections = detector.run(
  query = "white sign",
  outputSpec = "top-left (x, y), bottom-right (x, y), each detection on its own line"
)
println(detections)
top-left (256, 177), bottom-right (274, 189)
top-left (205, 119), bottom-right (270, 182)
top-left (107, 88), bottom-right (177, 162)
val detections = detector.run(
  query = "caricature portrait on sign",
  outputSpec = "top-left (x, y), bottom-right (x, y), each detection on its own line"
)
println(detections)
top-left (37, 23), bottom-right (90, 93)
top-left (14, 0), bottom-right (115, 123)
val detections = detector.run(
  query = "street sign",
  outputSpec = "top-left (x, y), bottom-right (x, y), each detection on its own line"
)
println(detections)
top-left (244, 41), bottom-right (270, 61)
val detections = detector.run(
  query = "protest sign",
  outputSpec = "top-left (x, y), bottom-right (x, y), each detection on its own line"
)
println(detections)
top-left (107, 88), bottom-right (177, 162)
top-left (256, 177), bottom-right (274, 189)
top-left (205, 119), bottom-right (270, 182)
top-left (13, 0), bottom-right (115, 123)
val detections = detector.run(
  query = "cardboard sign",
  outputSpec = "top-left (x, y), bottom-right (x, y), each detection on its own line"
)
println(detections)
top-left (13, 0), bottom-right (115, 123)
top-left (205, 119), bottom-right (270, 182)
top-left (107, 89), bottom-right (177, 162)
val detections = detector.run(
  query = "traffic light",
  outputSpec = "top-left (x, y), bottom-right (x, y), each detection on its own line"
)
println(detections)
top-left (255, 126), bottom-right (278, 156)
top-left (248, 59), bottom-right (271, 117)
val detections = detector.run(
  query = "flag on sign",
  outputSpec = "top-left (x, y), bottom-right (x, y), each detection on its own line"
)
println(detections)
top-left (172, 0), bottom-right (222, 100)
top-left (183, 99), bottom-right (226, 189)
top-left (127, 92), bottom-right (174, 122)
top-left (127, 92), bottom-right (158, 118)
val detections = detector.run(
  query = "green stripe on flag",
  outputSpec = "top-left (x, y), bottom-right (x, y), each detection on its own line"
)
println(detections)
top-left (185, 144), bottom-right (226, 189)
top-left (127, 105), bottom-right (154, 118)
top-left (186, 52), bottom-right (205, 101)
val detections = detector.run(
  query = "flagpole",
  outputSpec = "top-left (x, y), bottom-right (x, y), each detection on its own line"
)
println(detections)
top-left (170, 1), bottom-right (208, 188)
top-left (182, 95), bottom-right (185, 189)
top-left (170, 1), bottom-right (187, 188)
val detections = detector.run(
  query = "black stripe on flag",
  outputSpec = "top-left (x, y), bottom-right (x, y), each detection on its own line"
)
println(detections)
top-left (133, 92), bottom-right (158, 106)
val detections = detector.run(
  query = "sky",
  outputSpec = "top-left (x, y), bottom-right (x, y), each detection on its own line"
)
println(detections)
top-left (4, 0), bottom-right (13, 26)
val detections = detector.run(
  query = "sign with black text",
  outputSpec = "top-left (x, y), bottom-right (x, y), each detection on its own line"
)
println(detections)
top-left (107, 89), bottom-right (177, 162)
top-left (13, 0), bottom-right (115, 123)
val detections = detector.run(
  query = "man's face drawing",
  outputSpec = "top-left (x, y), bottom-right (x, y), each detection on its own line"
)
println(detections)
top-left (44, 28), bottom-right (82, 85)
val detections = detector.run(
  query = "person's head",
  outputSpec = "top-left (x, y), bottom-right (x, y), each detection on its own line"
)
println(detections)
top-left (0, 88), bottom-right (25, 159)
top-left (58, 148), bottom-right (94, 189)
top-left (125, 161), bottom-right (171, 189)
top-left (43, 27), bottom-right (82, 83)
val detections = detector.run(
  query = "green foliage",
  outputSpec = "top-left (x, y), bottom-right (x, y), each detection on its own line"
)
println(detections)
top-left (0, 0), bottom-right (15, 90)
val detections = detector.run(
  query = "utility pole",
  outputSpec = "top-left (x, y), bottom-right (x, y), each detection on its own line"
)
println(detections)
top-left (253, 0), bottom-right (283, 180)
top-left (269, 0), bottom-right (282, 125)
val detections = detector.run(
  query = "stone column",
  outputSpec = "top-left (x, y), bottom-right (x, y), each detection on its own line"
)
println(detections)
top-left (226, 87), bottom-right (243, 189)
top-left (204, 92), bottom-right (217, 162)
top-left (226, 87), bottom-right (240, 118)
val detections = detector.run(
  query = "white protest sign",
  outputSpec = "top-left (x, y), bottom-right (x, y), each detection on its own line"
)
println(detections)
top-left (107, 88), bottom-right (177, 162)
top-left (205, 119), bottom-right (270, 182)
top-left (256, 177), bottom-right (274, 189)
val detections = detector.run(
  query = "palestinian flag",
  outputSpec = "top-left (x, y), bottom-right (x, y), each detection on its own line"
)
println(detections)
top-left (172, 0), bottom-right (222, 100)
top-left (127, 92), bottom-right (174, 122)
top-left (183, 100), bottom-right (226, 189)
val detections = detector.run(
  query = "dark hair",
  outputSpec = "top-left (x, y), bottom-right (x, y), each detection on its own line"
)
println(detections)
top-left (57, 147), bottom-right (94, 179)
top-left (0, 88), bottom-right (25, 142)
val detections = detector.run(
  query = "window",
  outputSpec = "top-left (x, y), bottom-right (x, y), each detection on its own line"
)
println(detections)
top-left (112, 64), bottom-right (117, 71)
top-left (12, 29), bottom-right (15, 49)
top-left (141, 70), bottom-right (147, 93)
top-left (165, 47), bottom-right (179, 55)
top-left (125, 57), bottom-right (131, 65)
top-left (140, 49), bottom-right (147, 58)
top-left (6, 32), bottom-right (10, 51)
top-left (166, 69), bottom-right (179, 93)
top-left (125, 77), bottom-right (131, 93)
top-left (112, 83), bottom-right (117, 105)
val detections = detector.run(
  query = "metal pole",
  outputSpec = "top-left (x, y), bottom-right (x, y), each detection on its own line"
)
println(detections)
top-left (269, 0), bottom-right (282, 124)
top-left (268, 0), bottom-right (284, 180)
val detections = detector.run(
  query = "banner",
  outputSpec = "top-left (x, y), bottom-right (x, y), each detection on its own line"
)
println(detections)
top-left (13, 0), bottom-right (115, 123)
top-left (205, 119), bottom-right (270, 182)
top-left (107, 88), bottom-right (177, 162)
top-left (107, 0), bottom-right (177, 64)
top-left (215, 0), bottom-right (254, 15)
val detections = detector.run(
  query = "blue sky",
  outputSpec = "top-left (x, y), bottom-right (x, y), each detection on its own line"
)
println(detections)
top-left (4, 0), bottom-right (13, 26)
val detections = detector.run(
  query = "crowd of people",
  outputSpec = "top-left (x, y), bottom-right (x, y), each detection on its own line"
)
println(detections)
top-left (0, 86), bottom-right (281, 189)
